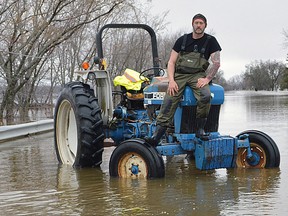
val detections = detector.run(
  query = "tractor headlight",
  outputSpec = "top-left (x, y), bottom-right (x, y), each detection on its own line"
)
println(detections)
top-left (87, 72), bottom-right (96, 80)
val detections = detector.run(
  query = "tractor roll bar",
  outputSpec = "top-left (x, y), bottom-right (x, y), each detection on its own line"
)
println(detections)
top-left (96, 24), bottom-right (160, 73)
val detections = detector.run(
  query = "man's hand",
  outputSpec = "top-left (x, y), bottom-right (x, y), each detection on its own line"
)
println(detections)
top-left (197, 77), bottom-right (210, 88)
top-left (167, 80), bottom-right (179, 96)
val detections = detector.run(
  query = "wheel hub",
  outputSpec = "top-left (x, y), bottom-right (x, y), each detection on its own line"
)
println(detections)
top-left (130, 164), bottom-right (140, 175)
top-left (118, 152), bottom-right (148, 178)
top-left (236, 144), bottom-right (266, 168)
top-left (246, 151), bottom-right (261, 166)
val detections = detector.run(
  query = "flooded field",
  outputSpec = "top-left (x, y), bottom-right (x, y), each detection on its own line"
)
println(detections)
top-left (0, 91), bottom-right (288, 215)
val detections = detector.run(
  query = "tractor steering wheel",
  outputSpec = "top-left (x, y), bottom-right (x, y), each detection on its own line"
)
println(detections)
top-left (139, 67), bottom-right (166, 82)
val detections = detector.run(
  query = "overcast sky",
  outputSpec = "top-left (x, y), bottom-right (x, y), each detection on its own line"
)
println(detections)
top-left (150, 0), bottom-right (288, 79)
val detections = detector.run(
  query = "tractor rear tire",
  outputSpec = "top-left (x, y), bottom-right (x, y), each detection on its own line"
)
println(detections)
top-left (54, 81), bottom-right (104, 167)
top-left (236, 130), bottom-right (280, 168)
top-left (109, 139), bottom-right (165, 178)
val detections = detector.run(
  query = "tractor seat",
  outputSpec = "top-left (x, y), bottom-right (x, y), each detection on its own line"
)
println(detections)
top-left (120, 84), bottom-right (147, 100)
top-left (126, 92), bottom-right (144, 100)
top-left (114, 68), bottom-right (149, 101)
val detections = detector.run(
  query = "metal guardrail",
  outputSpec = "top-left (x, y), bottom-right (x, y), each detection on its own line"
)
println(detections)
top-left (0, 119), bottom-right (54, 143)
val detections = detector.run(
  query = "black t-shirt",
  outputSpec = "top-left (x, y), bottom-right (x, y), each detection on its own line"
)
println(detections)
top-left (173, 33), bottom-right (222, 60)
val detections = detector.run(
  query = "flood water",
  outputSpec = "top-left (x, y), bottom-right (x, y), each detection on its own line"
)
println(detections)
top-left (0, 91), bottom-right (288, 215)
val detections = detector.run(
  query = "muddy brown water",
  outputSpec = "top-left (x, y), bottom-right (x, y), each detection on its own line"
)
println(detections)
top-left (0, 91), bottom-right (287, 215)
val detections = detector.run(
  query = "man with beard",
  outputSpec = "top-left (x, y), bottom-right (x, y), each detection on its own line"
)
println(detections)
top-left (146, 13), bottom-right (222, 146)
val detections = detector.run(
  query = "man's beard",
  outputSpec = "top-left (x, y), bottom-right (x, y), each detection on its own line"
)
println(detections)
top-left (193, 27), bottom-right (204, 35)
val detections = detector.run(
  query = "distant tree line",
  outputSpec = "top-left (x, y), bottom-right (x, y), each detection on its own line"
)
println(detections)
top-left (221, 60), bottom-right (287, 91)
top-left (0, 0), bottom-right (287, 125)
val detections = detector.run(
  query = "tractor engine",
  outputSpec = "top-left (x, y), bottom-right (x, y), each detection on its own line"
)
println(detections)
top-left (105, 81), bottom-right (155, 145)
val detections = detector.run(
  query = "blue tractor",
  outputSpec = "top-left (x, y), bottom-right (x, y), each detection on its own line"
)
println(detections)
top-left (54, 24), bottom-right (280, 178)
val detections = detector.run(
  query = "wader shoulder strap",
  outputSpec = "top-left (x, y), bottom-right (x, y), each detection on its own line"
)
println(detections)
top-left (200, 35), bottom-right (211, 55)
top-left (181, 34), bottom-right (188, 51)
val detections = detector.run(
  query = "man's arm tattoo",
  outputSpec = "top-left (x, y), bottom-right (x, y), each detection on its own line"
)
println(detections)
top-left (206, 51), bottom-right (221, 80)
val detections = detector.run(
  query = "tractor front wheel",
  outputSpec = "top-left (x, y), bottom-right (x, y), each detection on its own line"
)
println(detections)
top-left (236, 130), bottom-right (280, 168)
top-left (109, 139), bottom-right (165, 178)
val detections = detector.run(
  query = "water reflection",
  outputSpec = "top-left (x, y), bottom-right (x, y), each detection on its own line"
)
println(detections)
top-left (55, 159), bottom-right (281, 216)
top-left (2, 107), bottom-right (53, 125)
top-left (0, 91), bottom-right (288, 215)
top-left (222, 168), bottom-right (281, 215)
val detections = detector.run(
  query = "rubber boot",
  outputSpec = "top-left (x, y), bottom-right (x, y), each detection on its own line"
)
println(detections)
top-left (144, 125), bottom-right (167, 147)
top-left (195, 118), bottom-right (210, 141)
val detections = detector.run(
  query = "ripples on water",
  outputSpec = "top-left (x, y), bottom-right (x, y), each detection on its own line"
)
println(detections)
top-left (0, 91), bottom-right (288, 215)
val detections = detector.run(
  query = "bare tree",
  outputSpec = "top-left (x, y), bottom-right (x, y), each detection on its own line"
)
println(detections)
top-left (226, 74), bottom-right (245, 91)
top-left (95, 2), bottom-right (168, 79)
top-left (243, 60), bottom-right (285, 91)
top-left (0, 0), bottom-right (127, 124)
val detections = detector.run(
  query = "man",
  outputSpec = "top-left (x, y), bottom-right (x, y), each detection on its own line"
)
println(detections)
top-left (146, 13), bottom-right (222, 146)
